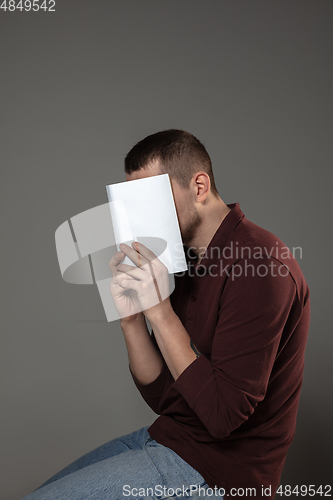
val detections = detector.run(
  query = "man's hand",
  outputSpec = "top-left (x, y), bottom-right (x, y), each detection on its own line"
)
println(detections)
top-left (109, 248), bottom-right (143, 322)
top-left (112, 241), bottom-right (171, 322)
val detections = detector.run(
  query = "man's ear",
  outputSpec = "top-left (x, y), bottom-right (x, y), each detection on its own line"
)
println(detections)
top-left (192, 172), bottom-right (211, 202)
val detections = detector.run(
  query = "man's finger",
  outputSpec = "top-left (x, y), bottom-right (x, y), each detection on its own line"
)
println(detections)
top-left (119, 243), bottom-right (149, 268)
top-left (117, 276), bottom-right (140, 292)
top-left (110, 280), bottom-right (124, 295)
top-left (109, 251), bottom-right (125, 276)
top-left (131, 241), bottom-right (159, 264)
top-left (118, 263), bottom-right (146, 280)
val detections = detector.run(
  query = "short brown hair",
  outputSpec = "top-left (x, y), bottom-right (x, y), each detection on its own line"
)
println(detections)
top-left (124, 129), bottom-right (218, 196)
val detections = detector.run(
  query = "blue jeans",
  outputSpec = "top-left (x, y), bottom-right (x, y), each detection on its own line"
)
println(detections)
top-left (22, 427), bottom-right (223, 499)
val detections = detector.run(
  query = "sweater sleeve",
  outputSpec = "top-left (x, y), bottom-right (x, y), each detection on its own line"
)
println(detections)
top-left (172, 257), bottom-right (297, 439)
top-left (130, 361), bottom-right (172, 415)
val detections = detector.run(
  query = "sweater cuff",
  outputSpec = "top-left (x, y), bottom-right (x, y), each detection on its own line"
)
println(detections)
top-left (173, 355), bottom-right (214, 408)
top-left (130, 362), bottom-right (170, 399)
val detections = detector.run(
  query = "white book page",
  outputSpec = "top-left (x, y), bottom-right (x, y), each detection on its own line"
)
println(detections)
top-left (106, 174), bottom-right (187, 273)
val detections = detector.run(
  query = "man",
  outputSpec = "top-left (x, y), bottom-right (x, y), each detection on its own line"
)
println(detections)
top-left (24, 130), bottom-right (310, 500)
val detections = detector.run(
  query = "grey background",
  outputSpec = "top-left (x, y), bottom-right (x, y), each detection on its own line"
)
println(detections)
top-left (1, 1), bottom-right (332, 499)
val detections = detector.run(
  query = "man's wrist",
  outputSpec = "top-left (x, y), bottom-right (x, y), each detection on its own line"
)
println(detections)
top-left (120, 312), bottom-right (145, 329)
top-left (144, 299), bottom-right (174, 328)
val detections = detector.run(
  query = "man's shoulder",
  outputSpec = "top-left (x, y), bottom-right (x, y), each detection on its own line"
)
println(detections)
top-left (230, 215), bottom-right (309, 305)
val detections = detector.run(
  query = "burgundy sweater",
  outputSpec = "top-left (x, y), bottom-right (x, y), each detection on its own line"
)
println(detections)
top-left (133, 203), bottom-right (310, 499)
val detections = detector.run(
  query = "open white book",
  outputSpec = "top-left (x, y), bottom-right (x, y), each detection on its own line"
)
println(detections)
top-left (106, 174), bottom-right (187, 274)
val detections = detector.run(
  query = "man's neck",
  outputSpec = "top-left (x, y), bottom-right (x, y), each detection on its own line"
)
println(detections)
top-left (189, 198), bottom-right (231, 261)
